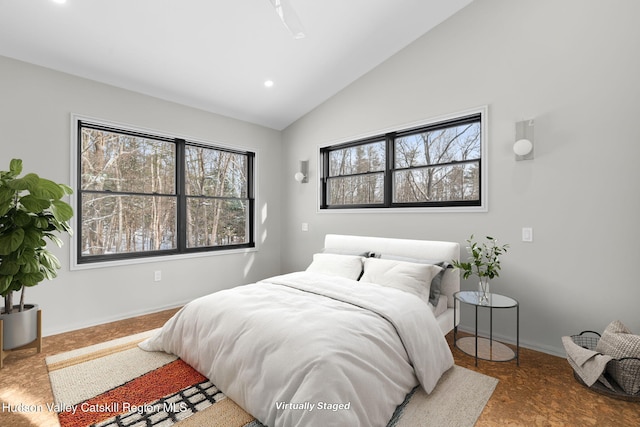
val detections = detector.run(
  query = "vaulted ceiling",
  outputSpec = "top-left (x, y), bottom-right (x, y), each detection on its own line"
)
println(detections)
top-left (0, 0), bottom-right (473, 130)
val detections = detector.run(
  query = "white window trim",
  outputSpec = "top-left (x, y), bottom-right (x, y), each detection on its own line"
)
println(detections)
top-left (69, 113), bottom-right (259, 270)
top-left (316, 105), bottom-right (489, 214)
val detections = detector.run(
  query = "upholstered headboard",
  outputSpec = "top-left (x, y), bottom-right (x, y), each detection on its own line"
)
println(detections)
top-left (323, 234), bottom-right (460, 308)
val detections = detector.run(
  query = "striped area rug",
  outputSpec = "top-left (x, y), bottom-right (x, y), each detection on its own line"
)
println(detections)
top-left (46, 330), bottom-right (261, 427)
top-left (46, 330), bottom-right (498, 427)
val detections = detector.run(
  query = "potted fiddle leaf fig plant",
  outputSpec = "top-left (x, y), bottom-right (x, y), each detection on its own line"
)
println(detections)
top-left (0, 159), bottom-right (73, 350)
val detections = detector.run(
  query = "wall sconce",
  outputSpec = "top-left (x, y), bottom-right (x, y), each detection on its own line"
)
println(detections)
top-left (514, 119), bottom-right (534, 161)
top-left (294, 160), bottom-right (309, 183)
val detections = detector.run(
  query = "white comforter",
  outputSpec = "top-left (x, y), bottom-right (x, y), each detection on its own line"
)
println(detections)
top-left (139, 272), bottom-right (453, 427)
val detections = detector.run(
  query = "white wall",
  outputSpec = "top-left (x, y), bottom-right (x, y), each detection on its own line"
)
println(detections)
top-left (281, 0), bottom-right (640, 356)
top-left (3, 0), bottom-right (638, 356)
top-left (0, 55), bottom-right (283, 336)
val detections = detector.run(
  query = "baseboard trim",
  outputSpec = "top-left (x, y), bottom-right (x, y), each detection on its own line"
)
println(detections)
top-left (456, 325), bottom-right (565, 358)
top-left (42, 305), bottom-right (567, 359)
top-left (42, 301), bottom-right (187, 338)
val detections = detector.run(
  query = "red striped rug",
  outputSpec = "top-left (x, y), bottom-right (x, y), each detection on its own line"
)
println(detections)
top-left (46, 330), bottom-right (260, 427)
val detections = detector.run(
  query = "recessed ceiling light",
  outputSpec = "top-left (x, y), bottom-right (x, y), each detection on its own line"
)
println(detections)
top-left (264, 80), bottom-right (274, 88)
top-left (52, 0), bottom-right (67, 4)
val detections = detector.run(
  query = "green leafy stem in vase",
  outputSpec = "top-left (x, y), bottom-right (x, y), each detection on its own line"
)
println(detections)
top-left (452, 234), bottom-right (509, 280)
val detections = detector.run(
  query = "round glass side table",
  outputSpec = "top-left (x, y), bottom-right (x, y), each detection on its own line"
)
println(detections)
top-left (453, 290), bottom-right (519, 366)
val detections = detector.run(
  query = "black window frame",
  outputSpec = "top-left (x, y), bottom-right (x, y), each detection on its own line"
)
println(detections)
top-left (320, 113), bottom-right (483, 210)
top-left (76, 120), bottom-right (255, 265)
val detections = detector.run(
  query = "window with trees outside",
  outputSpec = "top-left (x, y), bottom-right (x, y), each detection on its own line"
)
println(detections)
top-left (320, 112), bottom-right (483, 210)
top-left (76, 120), bottom-right (255, 264)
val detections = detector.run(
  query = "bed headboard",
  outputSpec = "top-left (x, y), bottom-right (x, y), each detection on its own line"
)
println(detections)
top-left (324, 234), bottom-right (460, 308)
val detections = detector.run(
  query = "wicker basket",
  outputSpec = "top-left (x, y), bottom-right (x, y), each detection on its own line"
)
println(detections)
top-left (570, 331), bottom-right (640, 401)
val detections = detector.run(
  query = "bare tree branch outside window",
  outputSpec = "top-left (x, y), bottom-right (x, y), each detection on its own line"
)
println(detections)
top-left (77, 122), bottom-right (254, 263)
top-left (320, 113), bottom-right (482, 209)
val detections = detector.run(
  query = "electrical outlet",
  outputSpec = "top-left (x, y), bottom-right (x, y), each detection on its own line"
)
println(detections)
top-left (154, 270), bottom-right (162, 281)
top-left (301, 222), bottom-right (309, 232)
top-left (522, 227), bottom-right (533, 242)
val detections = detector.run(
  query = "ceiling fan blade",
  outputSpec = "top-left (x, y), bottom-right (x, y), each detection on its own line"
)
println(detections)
top-left (268, 0), bottom-right (306, 39)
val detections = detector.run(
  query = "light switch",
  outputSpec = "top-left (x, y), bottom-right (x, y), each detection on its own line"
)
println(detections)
top-left (522, 227), bottom-right (533, 242)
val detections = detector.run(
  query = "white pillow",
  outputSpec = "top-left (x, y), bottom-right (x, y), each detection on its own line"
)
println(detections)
top-left (360, 258), bottom-right (443, 304)
top-left (305, 253), bottom-right (364, 280)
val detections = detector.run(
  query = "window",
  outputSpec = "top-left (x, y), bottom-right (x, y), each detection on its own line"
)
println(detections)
top-left (76, 120), bottom-right (254, 264)
top-left (320, 112), bottom-right (484, 210)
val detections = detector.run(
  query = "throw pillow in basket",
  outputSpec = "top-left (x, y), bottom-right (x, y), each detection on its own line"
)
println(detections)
top-left (595, 320), bottom-right (640, 395)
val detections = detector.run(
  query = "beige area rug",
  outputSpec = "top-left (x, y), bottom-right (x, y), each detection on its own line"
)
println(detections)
top-left (46, 330), bottom-right (497, 427)
top-left (391, 366), bottom-right (498, 427)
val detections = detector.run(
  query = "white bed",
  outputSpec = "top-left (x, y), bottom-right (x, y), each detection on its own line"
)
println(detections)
top-left (322, 234), bottom-right (460, 335)
top-left (140, 234), bottom-right (460, 427)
